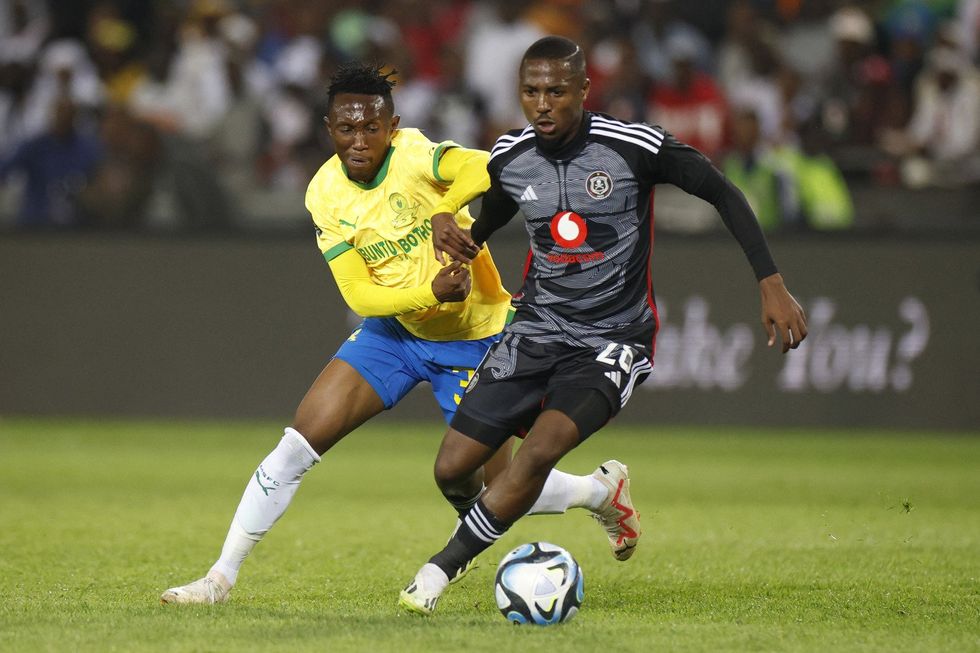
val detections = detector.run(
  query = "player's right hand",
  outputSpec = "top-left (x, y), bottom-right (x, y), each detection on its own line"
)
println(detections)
top-left (431, 212), bottom-right (480, 264)
top-left (759, 273), bottom-right (808, 353)
top-left (431, 260), bottom-right (472, 303)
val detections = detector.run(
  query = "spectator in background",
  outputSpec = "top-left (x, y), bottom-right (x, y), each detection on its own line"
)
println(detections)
top-left (632, 0), bottom-right (713, 85)
top-left (884, 2), bottom-right (935, 78)
top-left (895, 45), bottom-right (980, 187)
top-left (260, 74), bottom-right (318, 190)
top-left (258, 3), bottom-right (334, 191)
top-left (648, 32), bottom-right (728, 162)
top-left (0, 96), bottom-right (103, 228)
top-left (86, 10), bottom-right (143, 105)
top-left (821, 6), bottom-right (906, 154)
top-left (586, 35), bottom-right (649, 122)
top-left (721, 106), bottom-right (797, 231)
top-left (0, 0), bottom-right (974, 232)
top-left (0, 60), bottom-right (34, 154)
top-left (424, 43), bottom-right (488, 146)
top-left (772, 0), bottom-right (837, 88)
top-left (126, 6), bottom-right (237, 230)
top-left (733, 65), bottom-right (782, 142)
top-left (773, 117), bottom-right (856, 230)
top-left (22, 39), bottom-right (103, 139)
top-left (881, 0), bottom-right (936, 130)
top-left (165, 1), bottom-right (234, 140)
top-left (209, 12), bottom-right (266, 197)
top-left (385, 0), bottom-right (471, 82)
top-left (718, 1), bottom-right (816, 146)
top-left (218, 11), bottom-right (274, 99)
top-left (77, 104), bottom-right (159, 229)
top-left (388, 47), bottom-right (440, 135)
top-left (463, 0), bottom-right (544, 141)
top-left (718, 0), bottom-right (778, 96)
top-left (127, 43), bottom-right (181, 132)
top-left (775, 65), bottom-right (822, 144)
top-left (0, 0), bottom-right (48, 65)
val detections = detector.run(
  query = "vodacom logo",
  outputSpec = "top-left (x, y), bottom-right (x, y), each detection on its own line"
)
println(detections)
top-left (549, 211), bottom-right (587, 248)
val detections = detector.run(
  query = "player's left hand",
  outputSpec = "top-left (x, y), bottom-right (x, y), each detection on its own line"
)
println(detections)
top-left (431, 212), bottom-right (480, 264)
top-left (759, 273), bottom-right (807, 353)
top-left (432, 260), bottom-right (472, 302)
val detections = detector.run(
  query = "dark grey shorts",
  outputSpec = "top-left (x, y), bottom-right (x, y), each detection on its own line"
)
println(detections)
top-left (450, 332), bottom-right (652, 448)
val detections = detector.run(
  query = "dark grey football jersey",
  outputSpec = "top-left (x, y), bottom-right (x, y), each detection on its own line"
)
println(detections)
top-left (476, 112), bottom-right (776, 356)
top-left (483, 113), bottom-right (685, 351)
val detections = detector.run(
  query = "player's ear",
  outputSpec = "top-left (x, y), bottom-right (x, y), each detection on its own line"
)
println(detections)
top-left (581, 77), bottom-right (591, 102)
top-left (390, 113), bottom-right (401, 131)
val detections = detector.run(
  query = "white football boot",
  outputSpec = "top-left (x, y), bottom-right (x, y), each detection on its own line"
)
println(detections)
top-left (591, 460), bottom-right (642, 561)
top-left (160, 570), bottom-right (232, 605)
top-left (399, 563), bottom-right (449, 616)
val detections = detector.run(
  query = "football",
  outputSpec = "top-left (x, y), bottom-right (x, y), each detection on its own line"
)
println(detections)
top-left (493, 541), bottom-right (584, 625)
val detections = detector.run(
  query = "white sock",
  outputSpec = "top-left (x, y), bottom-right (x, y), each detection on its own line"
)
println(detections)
top-left (209, 427), bottom-right (320, 585)
top-left (527, 469), bottom-right (608, 515)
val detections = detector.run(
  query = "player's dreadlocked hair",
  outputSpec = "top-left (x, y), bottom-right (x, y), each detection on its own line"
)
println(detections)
top-left (521, 36), bottom-right (586, 78)
top-left (326, 61), bottom-right (397, 115)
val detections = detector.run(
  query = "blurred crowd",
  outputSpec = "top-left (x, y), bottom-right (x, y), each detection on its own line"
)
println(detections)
top-left (0, 0), bottom-right (978, 231)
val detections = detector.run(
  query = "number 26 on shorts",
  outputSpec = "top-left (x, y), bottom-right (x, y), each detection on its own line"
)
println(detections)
top-left (595, 342), bottom-right (636, 373)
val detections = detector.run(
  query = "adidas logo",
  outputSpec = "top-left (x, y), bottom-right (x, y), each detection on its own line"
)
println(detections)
top-left (605, 370), bottom-right (622, 387)
top-left (520, 185), bottom-right (538, 201)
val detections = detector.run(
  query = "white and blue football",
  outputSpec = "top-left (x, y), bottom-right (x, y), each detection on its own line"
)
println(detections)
top-left (493, 541), bottom-right (584, 625)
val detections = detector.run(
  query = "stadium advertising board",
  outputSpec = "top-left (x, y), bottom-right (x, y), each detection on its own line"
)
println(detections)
top-left (0, 236), bottom-right (976, 429)
top-left (627, 237), bottom-right (972, 430)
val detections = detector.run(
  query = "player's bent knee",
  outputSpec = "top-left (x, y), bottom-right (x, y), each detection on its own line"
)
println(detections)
top-left (432, 455), bottom-right (470, 490)
top-left (290, 418), bottom-right (347, 455)
top-left (433, 428), bottom-right (495, 491)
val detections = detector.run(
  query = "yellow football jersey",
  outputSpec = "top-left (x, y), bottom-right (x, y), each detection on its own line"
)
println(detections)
top-left (306, 128), bottom-right (511, 341)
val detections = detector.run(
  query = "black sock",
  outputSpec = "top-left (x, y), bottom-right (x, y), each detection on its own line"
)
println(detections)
top-left (430, 498), bottom-right (510, 578)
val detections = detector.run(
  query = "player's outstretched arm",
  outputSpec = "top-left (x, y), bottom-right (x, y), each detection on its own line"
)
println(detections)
top-left (429, 145), bottom-right (517, 264)
top-left (759, 273), bottom-right (807, 353)
top-left (431, 147), bottom-right (489, 263)
top-left (329, 249), bottom-right (441, 317)
top-left (431, 212), bottom-right (480, 264)
top-left (659, 142), bottom-right (807, 354)
top-left (329, 250), bottom-right (472, 317)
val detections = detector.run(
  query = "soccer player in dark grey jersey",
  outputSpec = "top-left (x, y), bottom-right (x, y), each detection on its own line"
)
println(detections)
top-left (400, 36), bottom-right (808, 616)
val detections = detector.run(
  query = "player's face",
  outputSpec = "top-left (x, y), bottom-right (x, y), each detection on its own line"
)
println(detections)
top-left (519, 58), bottom-right (590, 148)
top-left (326, 93), bottom-right (400, 183)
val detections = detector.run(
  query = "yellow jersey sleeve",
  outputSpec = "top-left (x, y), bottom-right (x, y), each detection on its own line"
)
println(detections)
top-left (328, 247), bottom-right (439, 316)
top-left (431, 147), bottom-right (491, 217)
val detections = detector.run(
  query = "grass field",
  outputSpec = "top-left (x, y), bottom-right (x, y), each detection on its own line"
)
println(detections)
top-left (0, 417), bottom-right (978, 653)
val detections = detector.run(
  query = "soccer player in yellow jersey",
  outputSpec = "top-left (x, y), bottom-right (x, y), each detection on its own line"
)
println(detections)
top-left (160, 63), bottom-right (638, 605)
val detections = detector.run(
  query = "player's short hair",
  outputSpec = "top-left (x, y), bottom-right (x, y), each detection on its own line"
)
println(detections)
top-left (326, 61), bottom-right (397, 116)
top-left (521, 36), bottom-right (586, 77)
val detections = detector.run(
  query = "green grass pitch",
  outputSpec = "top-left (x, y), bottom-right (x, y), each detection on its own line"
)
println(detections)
top-left (1, 417), bottom-right (978, 652)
